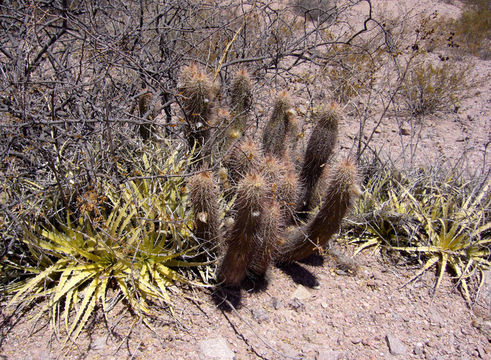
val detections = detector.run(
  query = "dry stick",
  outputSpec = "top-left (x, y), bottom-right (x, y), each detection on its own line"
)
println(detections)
top-left (213, 0), bottom-right (257, 81)
top-left (220, 310), bottom-right (269, 360)
top-left (219, 296), bottom-right (302, 360)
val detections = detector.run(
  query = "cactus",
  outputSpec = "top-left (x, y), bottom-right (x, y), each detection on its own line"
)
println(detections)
top-left (262, 91), bottom-right (297, 157)
top-left (217, 173), bottom-right (270, 286)
top-left (260, 154), bottom-right (299, 219)
top-left (188, 170), bottom-right (221, 248)
top-left (296, 104), bottom-right (339, 219)
top-left (277, 160), bottom-right (360, 263)
top-left (138, 92), bottom-right (156, 141)
top-left (223, 138), bottom-right (263, 187)
top-left (178, 64), bottom-right (218, 152)
top-left (230, 69), bottom-right (253, 135)
top-left (177, 65), bottom-right (359, 289)
top-left (248, 200), bottom-right (282, 277)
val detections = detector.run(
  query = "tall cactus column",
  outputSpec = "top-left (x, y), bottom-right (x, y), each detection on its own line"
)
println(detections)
top-left (296, 104), bottom-right (340, 219)
top-left (217, 173), bottom-right (270, 287)
top-left (278, 160), bottom-right (361, 263)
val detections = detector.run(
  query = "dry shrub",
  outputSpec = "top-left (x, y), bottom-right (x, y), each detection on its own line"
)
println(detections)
top-left (402, 61), bottom-right (471, 116)
top-left (424, 0), bottom-right (490, 59)
top-left (323, 46), bottom-right (381, 103)
top-left (451, 0), bottom-right (490, 58)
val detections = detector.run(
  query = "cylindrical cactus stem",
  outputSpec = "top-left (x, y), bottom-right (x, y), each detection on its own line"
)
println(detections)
top-left (296, 103), bottom-right (340, 219)
top-left (260, 154), bottom-right (299, 222)
top-left (178, 64), bottom-right (218, 150)
top-left (212, 107), bottom-right (241, 155)
top-left (248, 200), bottom-right (282, 277)
top-left (262, 91), bottom-right (296, 157)
top-left (188, 170), bottom-right (221, 248)
top-left (138, 92), bottom-right (156, 141)
top-left (309, 164), bottom-right (331, 211)
top-left (277, 160), bottom-right (361, 263)
top-left (230, 69), bottom-right (253, 134)
top-left (217, 173), bottom-right (269, 287)
top-left (201, 108), bottom-right (231, 164)
top-left (223, 138), bottom-right (263, 187)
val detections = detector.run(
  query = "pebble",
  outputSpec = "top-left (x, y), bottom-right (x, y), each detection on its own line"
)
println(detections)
top-left (198, 337), bottom-right (235, 360)
top-left (413, 342), bottom-right (424, 355)
top-left (399, 128), bottom-right (410, 136)
top-left (316, 349), bottom-right (346, 360)
top-left (272, 296), bottom-right (282, 310)
top-left (291, 284), bottom-right (312, 301)
top-left (251, 307), bottom-right (270, 324)
top-left (351, 337), bottom-right (362, 344)
top-left (289, 298), bottom-right (306, 312)
top-left (385, 334), bottom-right (408, 356)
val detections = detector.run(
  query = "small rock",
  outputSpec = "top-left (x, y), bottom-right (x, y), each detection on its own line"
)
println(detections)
top-left (289, 298), bottom-right (306, 312)
top-left (385, 334), bottom-right (408, 356)
top-left (429, 312), bottom-right (445, 328)
top-left (291, 284), bottom-right (312, 301)
top-left (351, 337), bottom-right (362, 344)
top-left (251, 308), bottom-right (270, 324)
top-left (413, 342), bottom-right (424, 355)
top-left (198, 337), bottom-right (235, 360)
top-left (297, 104), bottom-right (307, 115)
top-left (272, 297), bottom-right (282, 310)
top-left (399, 128), bottom-right (410, 136)
top-left (91, 336), bottom-right (107, 351)
top-left (316, 349), bottom-right (345, 360)
top-left (321, 302), bottom-right (329, 309)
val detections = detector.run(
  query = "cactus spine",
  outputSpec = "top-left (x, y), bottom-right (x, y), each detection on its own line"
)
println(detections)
top-left (217, 173), bottom-right (269, 286)
top-left (277, 160), bottom-right (360, 263)
top-left (223, 138), bottom-right (263, 187)
top-left (248, 200), bottom-right (282, 277)
top-left (178, 64), bottom-right (218, 152)
top-left (262, 91), bottom-right (296, 157)
top-left (230, 69), bottom-right (252, 135)
top-left (188, 170), bottom-right (221, 247)
top-left (296, 104), bottom-right (339, 219)
top-left (260, 155), bottom-right (299, 219)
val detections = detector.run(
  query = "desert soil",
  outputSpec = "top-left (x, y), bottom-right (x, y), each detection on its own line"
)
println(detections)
top-left (1, 249), bottom-right (490, 360)
top-left (1, 0), bottom-right (490, 359)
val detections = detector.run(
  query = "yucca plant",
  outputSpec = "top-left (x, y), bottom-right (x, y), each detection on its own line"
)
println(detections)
top-left (5, 142), bottom-right (211, 341)
top-left (349, 165), bottom-right (490, 304)
top-left (393, 175), bottom-right (490, 304)
top-left (349, 168), bottom-right (416, 254)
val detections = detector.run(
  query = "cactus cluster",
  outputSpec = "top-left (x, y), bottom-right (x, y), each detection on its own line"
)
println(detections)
top-left (182, 64), bottom-right (360, 287)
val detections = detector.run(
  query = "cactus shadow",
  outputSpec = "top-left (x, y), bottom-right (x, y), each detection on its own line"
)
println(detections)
top-left (211, 286), bottom-right (243, 311)
top-left (241, 273), bottom-right (270, 294)
top-left (276, 262), bottom-right (320, 289)
top-left (298, 253), bottom-right (325, 267)
top-left (211, 273), bottom-right (270, 311)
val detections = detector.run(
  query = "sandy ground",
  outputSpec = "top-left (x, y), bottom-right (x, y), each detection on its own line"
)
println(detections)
top-left (1, 249), bottom-right (489, 360)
